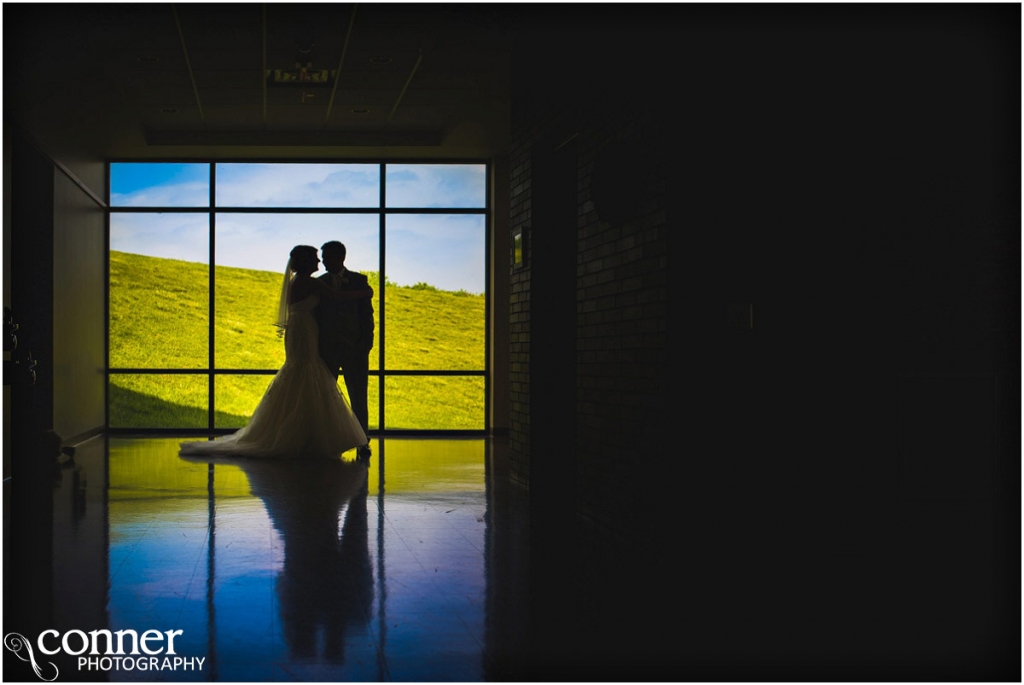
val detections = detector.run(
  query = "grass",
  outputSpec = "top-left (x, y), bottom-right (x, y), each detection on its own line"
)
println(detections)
top-left (109, 251), bottom-right (486, 430)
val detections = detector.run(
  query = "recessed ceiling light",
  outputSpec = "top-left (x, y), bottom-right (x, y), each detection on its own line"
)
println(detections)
top-left (369, 56), bottom-right (392, 66)
top-left (137, 55), bottom-right (160, 63)
top-left (351, 108), bottom-right (369, 114)
top-left (160, 108), bottom-right (178, 114)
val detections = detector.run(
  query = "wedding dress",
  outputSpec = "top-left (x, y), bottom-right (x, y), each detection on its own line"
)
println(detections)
top-left (179, 294), bottom-right (367, 458)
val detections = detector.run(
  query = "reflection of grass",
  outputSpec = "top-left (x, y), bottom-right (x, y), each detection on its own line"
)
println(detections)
top-left (107, 437), bottom-right (253, 501)
top-left (105, 436), bottom-right (485, 500)
top-left (109, 251), bottom-right (485, 429)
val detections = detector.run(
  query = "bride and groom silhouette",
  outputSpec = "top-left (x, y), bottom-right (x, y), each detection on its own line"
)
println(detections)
top-left (180, 241), bottom-right (373, 459)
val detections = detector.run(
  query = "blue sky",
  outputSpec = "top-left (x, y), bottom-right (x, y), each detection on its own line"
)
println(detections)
top-left (109, 163), bottom-right (487, 294)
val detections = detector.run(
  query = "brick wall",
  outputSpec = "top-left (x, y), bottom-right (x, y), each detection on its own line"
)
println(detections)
top-left (508, 49), bottom-right (670, 547)
top-left (505, 6), bottom-right (1018, 676)
top-left (507, 124), bottom-right (533, 488)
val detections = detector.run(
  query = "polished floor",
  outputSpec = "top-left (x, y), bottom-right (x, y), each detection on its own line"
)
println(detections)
top-left (11, 435), bottom-right (527, 682)
top-left (4, 432), bottom-right (1016, 682)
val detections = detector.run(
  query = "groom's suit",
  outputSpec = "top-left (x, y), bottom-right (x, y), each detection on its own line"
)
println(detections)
top-left (315, 268), bottom-right (374, 438)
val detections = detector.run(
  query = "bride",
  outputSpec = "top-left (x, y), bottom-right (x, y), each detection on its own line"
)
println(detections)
top-left (180, 245), bottom-right (372, 458)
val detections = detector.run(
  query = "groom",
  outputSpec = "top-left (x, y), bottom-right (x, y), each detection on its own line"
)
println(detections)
top-left (316, 240), bottom-right (374, 458)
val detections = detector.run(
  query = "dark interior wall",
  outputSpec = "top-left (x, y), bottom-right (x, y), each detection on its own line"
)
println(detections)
top-left (4, 122), bottom-right (12, 477)
top-left (10, 133), bottom-right (56, 433)
top-left (508, 5), bottom-right (1018, 679)
top-left (653, 10), bottom-right (1019, 678)
top-left (52, 171), bottom-right (106, 440)
top-left (658, 5), bottom-right (1020, 508)
top-left (508, 11), bottom-right (673, 672)
top-left (7, 129), bottom-right (107, 445)
top-left (5, 131), bottom-right (57, 663)
top-left (490, 155), bottom-right (512, 434)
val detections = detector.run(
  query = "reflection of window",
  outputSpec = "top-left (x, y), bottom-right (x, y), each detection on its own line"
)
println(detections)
top-left (512, 229), bottom-right (524, 268)
top-left (107, 162), bottom-right (489, 433)
top-left (104, 436), bottom-right (487, 678)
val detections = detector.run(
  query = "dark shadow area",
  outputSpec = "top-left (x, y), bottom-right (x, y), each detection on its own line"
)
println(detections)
top-left (507, 3), bottom-right (1020, 681)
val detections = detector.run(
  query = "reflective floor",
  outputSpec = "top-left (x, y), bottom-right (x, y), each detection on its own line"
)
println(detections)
top-left (31, 435), bottom-right (526, 682)
top-left (10, 432), bottom-right (1013, 681)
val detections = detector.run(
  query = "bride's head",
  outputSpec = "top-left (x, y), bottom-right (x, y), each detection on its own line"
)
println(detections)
top-left (289, 245), bottom-right (320, 276)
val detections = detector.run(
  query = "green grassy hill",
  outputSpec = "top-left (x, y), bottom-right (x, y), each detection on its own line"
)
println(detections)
top-left (109, 251), bottom-right (486, 430)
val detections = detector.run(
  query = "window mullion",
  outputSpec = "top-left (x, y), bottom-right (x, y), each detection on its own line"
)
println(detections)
top-left (208, 163), bottom-right (216, 432)
top-left (379, 162), bottom-right (386, 435)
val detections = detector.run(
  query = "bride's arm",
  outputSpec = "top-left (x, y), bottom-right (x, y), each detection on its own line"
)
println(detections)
top-left (312, 278), bottom-right (373, 302)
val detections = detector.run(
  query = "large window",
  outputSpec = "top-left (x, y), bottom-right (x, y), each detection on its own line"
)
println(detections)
top-left (108, 161), bottom-right (489, 432)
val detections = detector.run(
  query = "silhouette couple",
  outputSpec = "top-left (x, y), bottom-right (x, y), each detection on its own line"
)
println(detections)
top-left (181, 241), bottom-right (373, 459)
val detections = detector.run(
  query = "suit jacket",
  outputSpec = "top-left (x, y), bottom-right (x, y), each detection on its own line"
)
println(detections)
top-left (315, 270), bottom-right (374, 357)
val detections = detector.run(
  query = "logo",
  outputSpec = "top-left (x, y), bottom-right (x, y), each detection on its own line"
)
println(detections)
top-left (4, 629), bottom-right (205, 681)
top-left (4, 633), bottom-right (57, 682)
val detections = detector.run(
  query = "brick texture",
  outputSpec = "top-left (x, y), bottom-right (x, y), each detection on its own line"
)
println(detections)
top-left (508, 88), bottom-right (669, 546)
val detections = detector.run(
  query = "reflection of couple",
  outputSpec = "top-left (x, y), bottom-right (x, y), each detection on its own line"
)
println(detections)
top-left (181, 455), bottom-right (374, 663)
top-left (181, 241), bottom-right (373, 458)
top-left (263, 460), bottom-right (374, 662)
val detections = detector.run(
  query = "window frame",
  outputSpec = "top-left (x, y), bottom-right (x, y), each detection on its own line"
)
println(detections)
top-left (105, 158), bottom-right (491, 435)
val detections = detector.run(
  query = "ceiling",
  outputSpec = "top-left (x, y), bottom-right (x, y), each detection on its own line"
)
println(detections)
top-left (3, 3), bottom-right (513, 162)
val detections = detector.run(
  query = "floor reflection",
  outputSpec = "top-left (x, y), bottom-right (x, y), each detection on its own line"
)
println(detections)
top-left (98, 436), bottom-right (491, 681)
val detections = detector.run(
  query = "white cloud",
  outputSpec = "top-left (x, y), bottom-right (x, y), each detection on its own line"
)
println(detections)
top-left (110, 214), bottom-right (210, 262)
top-left (215, 164), bottom-right (380, 207)
top-left (385, 214), bottom-right (486, 294)
top-left (215, 213), bottom-right (380, 275)
top-left (108, 163), bottom-right (488, 293)
top-left (110, 182), bottom-right (210, 208)
top-left (385, 164), bottom-right (486, 208)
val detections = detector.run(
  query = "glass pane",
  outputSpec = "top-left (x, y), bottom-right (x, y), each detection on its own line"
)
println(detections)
top-left (384, 214), bottom-right (485, 370)
top-left (385, 164), bottom-right (486, 208)
top-left (215, 213), bottom-right (379, 369)
top-left (110, 162), bottom-right (209, 207)
top-left (109, 374), bottom-right (208, 429)
top-left (215, 374), bottom-right (379, 432)
top-left (215, 163), bottom-right (380, 207)
top-left (339, 375), bottom-right (380, 432)
top-left (110, 213), bottom-right (208, 368)
top-left (384, 376), bottom-right (484, 430)
top-left (214, 374), bottom-right (275, 429)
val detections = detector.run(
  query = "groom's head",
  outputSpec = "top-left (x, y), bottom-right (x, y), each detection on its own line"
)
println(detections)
top-left (321, 241), bottom-right (346, 274)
